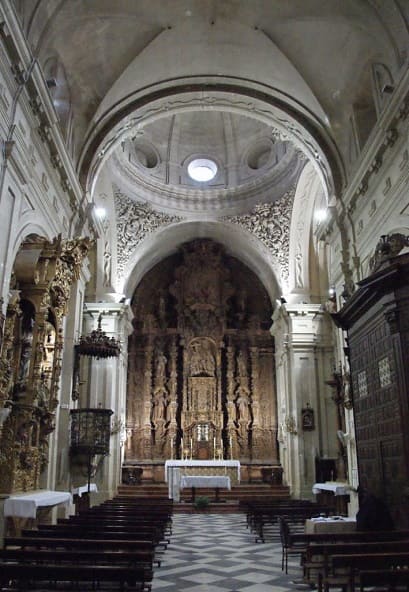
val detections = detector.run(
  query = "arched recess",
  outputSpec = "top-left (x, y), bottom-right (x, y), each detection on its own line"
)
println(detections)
top-left (42, 55), bottom-right (73, 148)
top-left (287, 162), bottom-right (327, 301)
top-left (123, 220), bottom-right (281, 303)
top-left (83, 83), bottom-right (342, 204)
top-left (125, 237), bottom-right (280, 482)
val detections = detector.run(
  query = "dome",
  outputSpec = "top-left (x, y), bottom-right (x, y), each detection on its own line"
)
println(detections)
top-left (111, 110), bottom-right (304, 215)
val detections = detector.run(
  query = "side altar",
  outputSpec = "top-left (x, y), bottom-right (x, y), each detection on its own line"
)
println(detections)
top-left (165, 460), bottom-right (240, 501)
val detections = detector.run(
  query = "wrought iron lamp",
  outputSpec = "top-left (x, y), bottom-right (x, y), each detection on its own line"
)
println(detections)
top-left (76, 314), bottom-right (120, 359)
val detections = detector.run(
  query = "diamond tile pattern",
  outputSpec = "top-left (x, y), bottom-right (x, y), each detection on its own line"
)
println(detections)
top-left (152, 513), bottom-right (305, 592)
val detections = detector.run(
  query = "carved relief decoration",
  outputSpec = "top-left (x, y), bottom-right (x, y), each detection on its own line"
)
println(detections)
top-left (126, 239), bottom-right (278, 467)
top-left (225, 188), bottom-right (295, 286)
top-left (114, 188), bottom-right (182, 279)
top-left (0, 235), bottom-right (91, 493)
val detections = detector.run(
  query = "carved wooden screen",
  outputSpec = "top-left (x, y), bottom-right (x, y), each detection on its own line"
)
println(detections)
top-left (334, 253), bottom-right (409, 527)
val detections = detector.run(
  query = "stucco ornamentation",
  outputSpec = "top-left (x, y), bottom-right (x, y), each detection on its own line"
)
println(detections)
top-left (225, 189), bottom-right (295, 284)
top-left (114, 189), bottom-right (182, 278)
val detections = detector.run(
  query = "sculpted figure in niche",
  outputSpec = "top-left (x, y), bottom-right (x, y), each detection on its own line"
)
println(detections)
top-left (152, 388), bottom-right (167, 426)
top-left (236, 386), bottom-right (251, 426)
top-left (237, 350), bottom-right (247, 377)
top-left (156, 352), bottom-right (167, 385)
top-left (189, 340), bottom-right (215, 376)
top-left (103, 241), bottom-right (112, 287)
top-left (158, 291), bottom-right (167, 328)
top-left (18, 317), bottom-right (34, 382)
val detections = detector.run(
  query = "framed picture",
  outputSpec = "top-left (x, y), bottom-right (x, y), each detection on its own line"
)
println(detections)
top-left (301, 406), bottom-right (315, 431)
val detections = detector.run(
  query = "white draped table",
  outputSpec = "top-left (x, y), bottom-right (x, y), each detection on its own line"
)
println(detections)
top-left (165, 460), bottom-right (240, 501)
top-left (312, 482), bottom-right (352, 496)
top-left (71, 484), bottom-right (98, 498)
top-left (4, 490), bottom-right (73, 519)
top-left (180, 475), bottom-right (231, 502)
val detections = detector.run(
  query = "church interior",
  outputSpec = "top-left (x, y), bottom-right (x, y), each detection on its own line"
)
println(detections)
top-left (1, 0), bottom-right (409, 564)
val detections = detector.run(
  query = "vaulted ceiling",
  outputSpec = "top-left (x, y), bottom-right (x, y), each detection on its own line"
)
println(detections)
top-left (11, 1), bottom-right (409, 295)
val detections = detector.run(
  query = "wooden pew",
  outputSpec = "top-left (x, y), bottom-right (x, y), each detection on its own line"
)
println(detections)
top-left (327, 551), bottom-right (409, 592)
top-left (359, 568), bottom-right (409, 591)
top-left (4, 536), bottom-right (155, 552)
top-left (0, 547), bottom-right (154, 567)
top-left (31, 523), bottom-right (167, 545)
top-left (301, 540), bottom-right (409, 592)
top-left (0, 562), bottom-right (152, 591)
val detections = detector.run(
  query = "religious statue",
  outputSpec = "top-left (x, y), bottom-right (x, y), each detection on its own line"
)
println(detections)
top-left (237, 350), bottom-right (247, 377)
top-left (103, 241), bottom-right (112, 287)
top-left (156, 352), bottom-right (167, 385)
top-left (189, 340), bottom-right (215, 376)
top-left (151, 388), bottom-right (167, 426)
top-left (236, 387), bottom-right (251, 425)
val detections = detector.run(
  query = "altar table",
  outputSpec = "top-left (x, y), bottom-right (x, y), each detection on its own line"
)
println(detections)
top-left (71, 483), bottom-right (98, 498)
top-left (180, 475), bottom-right (231, 502)
top-left (312, 482), bottom-right (352, 496)
top-left (4, 490), bottom-right (72, 519)
top-left (165, 460), bottom-right (240, 501)
top-left (305, 516), bottom-right (357, 534)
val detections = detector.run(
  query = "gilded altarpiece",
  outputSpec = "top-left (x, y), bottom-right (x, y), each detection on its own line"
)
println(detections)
top-left (0, 235), bottom-right (91, 493)
top-left (126, 240), bottom-right (278, 473)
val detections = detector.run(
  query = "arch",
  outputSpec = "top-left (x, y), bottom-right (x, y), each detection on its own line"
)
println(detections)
top-left (287, 162), bottom-right (324, 300)
top-left (123, 220), bottom-right (281, 304)
top-left (82, 82), bottom-right (342, 201)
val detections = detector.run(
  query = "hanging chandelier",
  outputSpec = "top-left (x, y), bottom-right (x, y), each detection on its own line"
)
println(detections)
top-left (76, 314), bottom-right (120, 359)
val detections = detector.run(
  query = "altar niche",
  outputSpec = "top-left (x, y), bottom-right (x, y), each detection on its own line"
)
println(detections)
top-left (125, 239), bottom-right (279, 480)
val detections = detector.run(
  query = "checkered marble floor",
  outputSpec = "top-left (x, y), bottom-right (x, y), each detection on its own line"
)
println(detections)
top-left (152, 513), bottom-right (307, 592)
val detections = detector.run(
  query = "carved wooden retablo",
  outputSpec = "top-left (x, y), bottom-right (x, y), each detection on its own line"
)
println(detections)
top-left (126, 239), bottom-right (278, 468)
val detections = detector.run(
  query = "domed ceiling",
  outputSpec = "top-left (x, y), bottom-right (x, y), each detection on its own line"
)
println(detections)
top-left (110, 110), bottom-right (304, 215)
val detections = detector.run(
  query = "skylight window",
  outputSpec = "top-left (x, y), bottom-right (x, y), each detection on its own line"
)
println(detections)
top-left (187, 158), bottom-right (218, 182)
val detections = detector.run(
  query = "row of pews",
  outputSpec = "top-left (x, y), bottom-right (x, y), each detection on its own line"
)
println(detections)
top-left (284, 518), bottom-right (409, 591)
top-left (0, 495), bottom-right (173, 591)
top-left (240, 497), bottom-right (331, 543)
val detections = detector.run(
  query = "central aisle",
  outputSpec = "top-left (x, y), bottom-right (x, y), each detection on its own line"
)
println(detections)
top-left (152, 512), bottom-right (301, 592)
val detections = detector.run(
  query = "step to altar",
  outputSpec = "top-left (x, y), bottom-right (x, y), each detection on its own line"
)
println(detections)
top-left (116, 482), bottom-right (291, 504)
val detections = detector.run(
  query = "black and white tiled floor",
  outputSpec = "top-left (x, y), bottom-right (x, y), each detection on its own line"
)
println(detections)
top-left (152, 513), bottom-right (306, 592)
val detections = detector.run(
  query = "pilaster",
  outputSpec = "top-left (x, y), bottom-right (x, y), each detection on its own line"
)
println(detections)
top-left (271, 302), bottom-right (336, 498)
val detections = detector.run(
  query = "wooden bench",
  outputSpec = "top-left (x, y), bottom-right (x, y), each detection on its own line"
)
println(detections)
top-left (359, 568), bottom-right (409, 591)
top-left (30, 524), bottom-right (167, 546)
top-left (326, 551), bottom-right (409, 592)
top-left (0, 562), bottom-right (152, 591)
top-left (301, 541), bottom-right (409, 592)
top-left (0, 547), bottom-right (154, 567)
top-left (4, 536), bottom-right (155, 552)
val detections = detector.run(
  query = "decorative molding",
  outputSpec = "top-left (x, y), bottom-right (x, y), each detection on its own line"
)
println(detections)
top-left (224, 188), bottom-right (295, 284)
top-left (88, 89), bottom-right (334, 200)
top-left (114, 188), bottom-right (182, 278)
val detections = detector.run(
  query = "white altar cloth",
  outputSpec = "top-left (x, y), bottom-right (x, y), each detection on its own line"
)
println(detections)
top-left (180, 475), bottom-right (231, 490)
top-left (4, 490), bottom-right (72, 518)
top-left (71, 484), bottom-right (98, 497)
top-left (165, 460), bottom-right (240, 501)
top-left (312, 482), bottom-right (352, 496)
